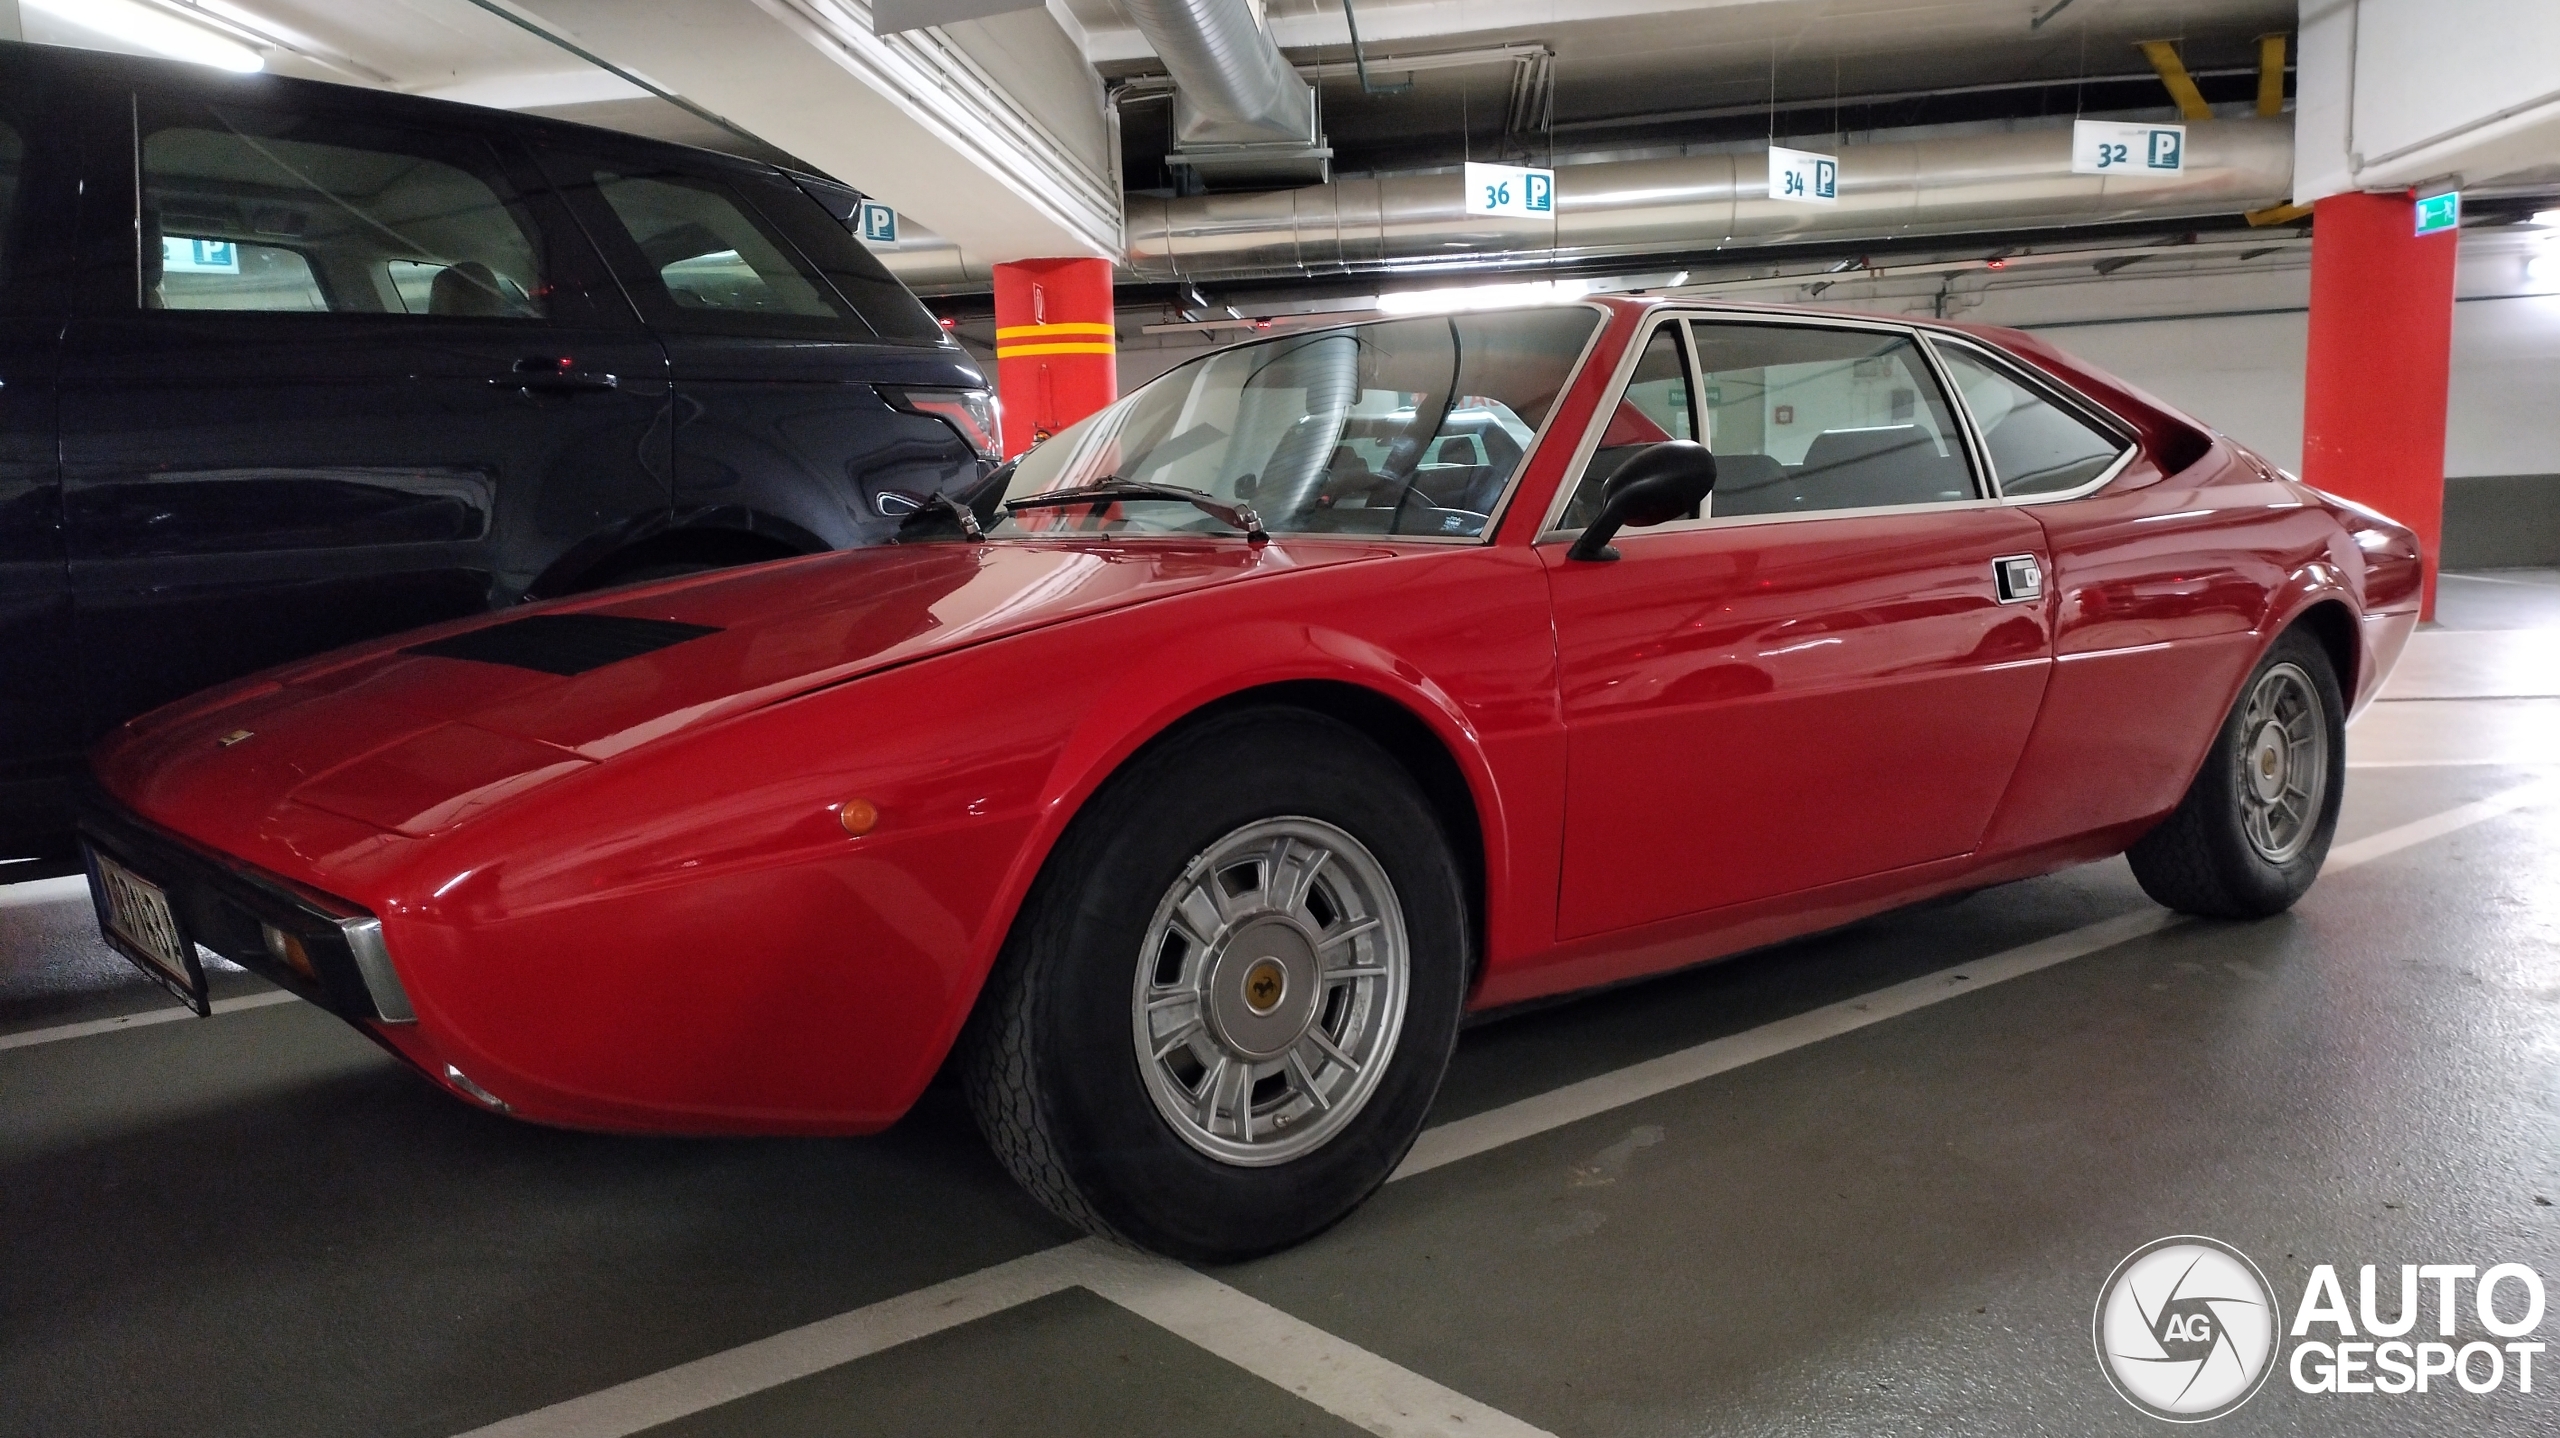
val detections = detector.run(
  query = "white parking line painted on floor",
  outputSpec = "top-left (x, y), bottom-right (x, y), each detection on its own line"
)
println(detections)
top-left (1074, 1242), bottom-right (1559, 1438)
top-left (1399, 773), bottom-right (2549, 1180)
top-left (2442, 571), bottom-right (2559, 589)
top-left (459, 1244), bottom-right (1092, 1438)
top-left (0, 989), bottom-right (297, 1053)
top-left (0, 875), bottom-right (91, 908)
top-left (457, 1240), bottom-right (1558, 1438)
top-left (1393, 909), bottom-right (2182, 1180)
top-left (2322, 775), bottom-right (2553, 869)
top-left (2348, 758), bottom-right (2557, 768)
top-left (437, 776), bottom-right (2552, 1438)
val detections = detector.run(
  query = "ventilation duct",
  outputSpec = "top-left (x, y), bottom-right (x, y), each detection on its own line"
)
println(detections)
top-left (874, 118), bottom-right (2297, 294)
top-left (1121, 0), bottom-right (1327, 186)
top-left (1129, 118), bottom-right (2294, 282)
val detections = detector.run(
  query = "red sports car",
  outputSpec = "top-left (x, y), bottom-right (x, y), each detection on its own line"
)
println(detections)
top-left (81, 297), bottom-right (2421, 1260)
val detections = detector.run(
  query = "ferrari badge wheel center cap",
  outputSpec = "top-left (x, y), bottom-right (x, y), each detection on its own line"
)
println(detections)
top-left (1241, 958), bottom-right (1288, 1015)
top-left (2250, 720), bottom-right (2289, 802)
top-left (1209, 921), bottom-right (1319, 1059)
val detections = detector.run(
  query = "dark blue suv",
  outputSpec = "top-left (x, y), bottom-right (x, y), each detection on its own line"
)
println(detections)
top-left (0, 42), bottom-right (998, 856)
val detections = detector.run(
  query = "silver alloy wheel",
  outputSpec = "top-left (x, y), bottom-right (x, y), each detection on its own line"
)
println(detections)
top-left (1130, 816), bottom-right (1410, 1167)
top-left (2235, 660), bottom-right (2329, 864)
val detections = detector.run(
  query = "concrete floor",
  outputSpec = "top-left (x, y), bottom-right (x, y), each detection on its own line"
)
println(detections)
top-left (4, 570), bottom-right (2557, 1437)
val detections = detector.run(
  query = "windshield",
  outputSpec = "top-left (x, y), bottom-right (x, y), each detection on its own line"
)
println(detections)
top-left (990, 309), bottom-right (1601, 540)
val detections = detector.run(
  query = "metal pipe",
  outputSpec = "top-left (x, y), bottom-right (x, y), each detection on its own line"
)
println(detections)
top-left (1121, 0), bottom-right (1314, 148)
top-left (1121, 117), bottom-right (2296, 285)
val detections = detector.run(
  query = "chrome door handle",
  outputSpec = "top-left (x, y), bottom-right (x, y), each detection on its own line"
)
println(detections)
top-left (1992, 554), bottom-right (2044, 603)
top-left (493, 358), bottom-right (620, 394)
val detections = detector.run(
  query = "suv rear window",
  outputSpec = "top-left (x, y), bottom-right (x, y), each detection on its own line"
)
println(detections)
top-left (140, 111), bottom-right (545, 318)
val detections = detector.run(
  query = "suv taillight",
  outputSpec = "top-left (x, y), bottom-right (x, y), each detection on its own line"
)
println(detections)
top-left (885, 387), bottom-right (1002, 462)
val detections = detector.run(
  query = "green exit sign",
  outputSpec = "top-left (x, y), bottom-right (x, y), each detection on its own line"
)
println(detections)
top-left (2414, 191), bottom-right (2462, 236)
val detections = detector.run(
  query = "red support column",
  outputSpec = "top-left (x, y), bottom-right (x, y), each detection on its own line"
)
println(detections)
top-left (2301, 190), bottom-right (2460, 618)
top-left (991, 258), bottom-right (1116, 457)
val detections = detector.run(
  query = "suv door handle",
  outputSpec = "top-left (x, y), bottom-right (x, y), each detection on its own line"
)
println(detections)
top-left (492, 357), bottom-right (619, 394)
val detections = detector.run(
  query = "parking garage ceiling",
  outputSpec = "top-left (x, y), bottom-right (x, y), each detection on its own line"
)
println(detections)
top-left (1082, 0), bottom-right (2299, 178)
top-left (14, 0), bottom-right (2556, 292)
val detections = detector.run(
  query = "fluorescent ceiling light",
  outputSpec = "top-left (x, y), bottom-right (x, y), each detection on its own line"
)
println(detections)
top-left (1376, 278), bottom-right (1593, 315)
top-left (24, 0), bottom-right (266, 72)
top-left (2531, 209), bottom-right (2560, 229)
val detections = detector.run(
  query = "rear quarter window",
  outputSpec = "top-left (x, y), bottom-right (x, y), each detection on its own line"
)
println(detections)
top-left (559, 154), bottom-right (942, 343)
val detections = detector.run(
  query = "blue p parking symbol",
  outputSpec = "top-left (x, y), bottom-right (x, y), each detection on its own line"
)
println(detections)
top-left (1524, 173), bottom-right (1552, 213)
top-left (2148, 130), bottom-right (2182, 170)
top-left (1814, 160), bottom-right (1837, 200)
top-left (860, 201), bottom-right (898, 244)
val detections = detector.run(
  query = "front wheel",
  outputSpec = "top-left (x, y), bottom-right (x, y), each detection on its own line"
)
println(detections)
top-left (2127, 627), bottom-right (2346, 919)
top-left (959, 708), bottom-right (1468, 1262)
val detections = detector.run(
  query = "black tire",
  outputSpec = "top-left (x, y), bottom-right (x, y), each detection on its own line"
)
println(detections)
top-left (958, 707), bottom-right (1469, 1262)
top-left (2127, 627), bottom-right (2346, 919)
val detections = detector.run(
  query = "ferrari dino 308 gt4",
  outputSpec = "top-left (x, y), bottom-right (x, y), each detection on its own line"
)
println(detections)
top-left (81, 297), bottom-right (2420, 1260)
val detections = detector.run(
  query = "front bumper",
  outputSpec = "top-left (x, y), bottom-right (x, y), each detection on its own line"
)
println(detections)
top-left (75, 787), bottom-right (416, 1025)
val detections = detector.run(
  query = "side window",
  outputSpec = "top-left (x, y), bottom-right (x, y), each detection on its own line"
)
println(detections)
top-left (0, 120), bottom-right (21, 284)
top-left (1560, 321), bottom-right (1694, 529)
top-left (1933, 344), bottom-right (2130, 496)
top-left (573, 165), bottom-right (856, 333)
top-left (139, 110), bottom-right (544, 317)
top-left (1689, 323), bottom-right (1975, 517)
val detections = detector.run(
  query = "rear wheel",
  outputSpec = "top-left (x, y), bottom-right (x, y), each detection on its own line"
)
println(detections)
top-left (2127, 628), bottom-right (2345, 918)
top-left (959, 708), bottom-right (1467, 1262)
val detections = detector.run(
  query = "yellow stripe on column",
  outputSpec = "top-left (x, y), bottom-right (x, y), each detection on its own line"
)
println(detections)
top-left (994, 322), bottom-right (1117, 340)
top-left (996, 341), bottom-right (1118, 357)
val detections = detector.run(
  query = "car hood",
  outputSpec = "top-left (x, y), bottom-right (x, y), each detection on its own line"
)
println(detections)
top-left (100, 539), bottom-right (1384, 839)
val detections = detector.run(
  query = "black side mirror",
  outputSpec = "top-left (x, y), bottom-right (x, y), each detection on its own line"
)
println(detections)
top-left (1567, 440), bottom-right (1718, 562)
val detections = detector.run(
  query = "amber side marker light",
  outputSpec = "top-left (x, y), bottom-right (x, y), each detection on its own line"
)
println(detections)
top-left (839, 799), bottom-right (880, 837)
top-left (260, 922), bottom-right (317, 981)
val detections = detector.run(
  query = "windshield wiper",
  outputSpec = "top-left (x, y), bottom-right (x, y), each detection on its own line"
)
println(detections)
top-left (892, 489), bottom-right (985, 543)
top-left (1004, 478), bottom-right (1268, 542)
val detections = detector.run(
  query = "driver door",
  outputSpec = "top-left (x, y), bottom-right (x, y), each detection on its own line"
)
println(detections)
top-left (1544, 315), bottom-right (2053, 939)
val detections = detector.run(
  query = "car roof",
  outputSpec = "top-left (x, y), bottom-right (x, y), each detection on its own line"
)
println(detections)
top-left (0, 38), bottom-right (805, 182)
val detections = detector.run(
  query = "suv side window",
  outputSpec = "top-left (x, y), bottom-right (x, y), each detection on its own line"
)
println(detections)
top-left (1688, 322), bottom-right (1976, 517)
top-left (139, 107), bottom-right (545, 317)
top-left (1932, 343), bottom-right (2130, 496)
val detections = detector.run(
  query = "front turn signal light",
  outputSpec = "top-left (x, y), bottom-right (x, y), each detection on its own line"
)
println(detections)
top-left (839, 799), bottom-right (880, 837)
top-left (261, 922), bottom-right (317, 981)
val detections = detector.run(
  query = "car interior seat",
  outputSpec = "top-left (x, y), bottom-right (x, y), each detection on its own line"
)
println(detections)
top-left (1792, 426), bottom-right (1968, 509)
top-left (1701, 452), bottom-right (1794, 515)
top-left (429, 261), bottom-right (511, 317)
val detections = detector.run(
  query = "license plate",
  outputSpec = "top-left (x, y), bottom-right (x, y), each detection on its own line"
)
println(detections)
top-left (90, 850), bottom-right (209, 1015)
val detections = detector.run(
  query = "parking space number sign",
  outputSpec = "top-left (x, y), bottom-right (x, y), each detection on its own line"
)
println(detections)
top-left (2073, 120), bottom-right (2185, 175)
top-left (1464, 162), bottom-right (1555, 219)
